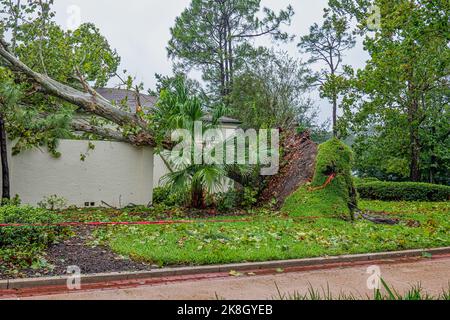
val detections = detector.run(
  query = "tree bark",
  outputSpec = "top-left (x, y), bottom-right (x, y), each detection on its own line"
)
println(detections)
top-left (0, 114), bottom-right (10, 201)
top-left (429, 126), bottom-right (437, 184)
top-left (408, 97), bottom-right (421, 182)
top-left (218, 24), bottom-right (226, 98)
top-left (190, 184), bottom-right (205, 209)
top-left (0, 38), bottom-right (171, 149)
top-left (332, 95), bottom-right (338, 138)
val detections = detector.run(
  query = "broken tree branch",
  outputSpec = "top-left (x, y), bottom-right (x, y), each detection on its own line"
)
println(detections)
top-left (70, 121), bottom-right (129, 143)
top-left (70, 121), bottom-right (172, 148)
top-left (0, 38), bottom-right (166, 147)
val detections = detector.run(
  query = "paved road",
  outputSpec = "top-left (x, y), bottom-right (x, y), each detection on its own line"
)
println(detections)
top-left (16, 257), bottom-right (450, 300)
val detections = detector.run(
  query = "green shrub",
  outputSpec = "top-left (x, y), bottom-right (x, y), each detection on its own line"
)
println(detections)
top-left (37, 195), bottom-right (67, 210)
top-left (282, 138), bottom-right (357, 219)
top-left (0, 205), bottom-right (64, 247)
top-left (1, 195), bottom-right (21, 206)
top-left (357, 181), bottom-right (450, 201)
top-left (152, 186), bottom-right (186, 207)
top-left (0, 205), bottom-right (67, 275)
top-left (241, 187), bottom-right (258, 208)
top-left (216, 191), bottom-right (238, 212)
top-left (215, 187), bottom-right (259, 213)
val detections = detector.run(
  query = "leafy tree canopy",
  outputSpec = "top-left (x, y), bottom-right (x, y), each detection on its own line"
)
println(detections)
top-left (168, 0), bottom-right (294, 101)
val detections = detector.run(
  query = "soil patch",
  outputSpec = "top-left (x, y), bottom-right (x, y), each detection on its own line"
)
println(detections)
top-left (1, 227), bottom-right (152, 280)
top-left (44, 227), bottom-right (152, 276)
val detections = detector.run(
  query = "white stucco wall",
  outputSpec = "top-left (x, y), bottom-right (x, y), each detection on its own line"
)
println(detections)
top-left (1, 139), bottom-right (154, 208)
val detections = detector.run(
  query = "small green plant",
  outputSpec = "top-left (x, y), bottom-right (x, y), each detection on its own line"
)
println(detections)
top-left (215, 187), bottom-right (258, 213)
top-left (0, 205), bottom-right (64, 246)
top-left (241, 187), bottom-right (258, 208)
top-left (38, 195), bottom-right (68, 210)
top-left (273, 280), bottom-right (450, 300)
top-left (0, 205), bottom-right (68, 276)
top-left (216, 191), bottom-right (238, 213)
top-left (1, 194), bottom-right (21, 206)
top-left (152, 186), bottom-right (186, 207)
top-left (373, 278), bottom-right (449, 300)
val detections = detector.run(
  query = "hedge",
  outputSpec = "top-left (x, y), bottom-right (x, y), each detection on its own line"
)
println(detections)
top-left (357, 181), bottom-right (450, 201)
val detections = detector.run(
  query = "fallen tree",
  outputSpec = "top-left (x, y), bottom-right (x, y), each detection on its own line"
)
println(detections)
top-left (0, 38), bottom-right (171, 149)
top-left (281, 138), bottom-right (357, 220)
top-left (259, 130), bottom-right (318, 208)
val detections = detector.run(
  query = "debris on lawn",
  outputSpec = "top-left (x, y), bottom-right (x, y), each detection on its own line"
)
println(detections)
top-left (360, 213), bottom-right (400, 225)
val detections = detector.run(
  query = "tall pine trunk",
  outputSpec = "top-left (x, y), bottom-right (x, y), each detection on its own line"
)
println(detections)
top-left (0, 114), bottom-right (10, 201)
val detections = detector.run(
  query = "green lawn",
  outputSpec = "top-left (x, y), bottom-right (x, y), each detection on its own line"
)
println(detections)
top-left (95, 201), bottom-right (450, 266)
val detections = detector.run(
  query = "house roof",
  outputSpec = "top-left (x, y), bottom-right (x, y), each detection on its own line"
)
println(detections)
top-left (201, 115), bottom-right (242, 125)
top-left (97, 88), bottom-right (241, 125)
top-left (96, 88), bottom-right (157, 113)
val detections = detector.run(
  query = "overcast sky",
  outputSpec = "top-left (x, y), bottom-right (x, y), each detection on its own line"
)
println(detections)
top-left (52, 0), bottom-right (369, 124)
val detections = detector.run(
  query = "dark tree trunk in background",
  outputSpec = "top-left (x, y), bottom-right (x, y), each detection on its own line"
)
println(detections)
top-left (332, 96), bottom-right (338, 138)
top-left (408, 97), bottom-right (421, 182)
top-left (429, 126), bottom-right (437, 184)
top-left (0, 114), bottom-right (10, 201)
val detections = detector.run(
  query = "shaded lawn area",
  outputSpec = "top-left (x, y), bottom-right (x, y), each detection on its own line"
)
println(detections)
top-left (93, 201), bottom-right (450, 266)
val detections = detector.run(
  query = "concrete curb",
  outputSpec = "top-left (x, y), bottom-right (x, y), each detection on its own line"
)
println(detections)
top-left (1, 247), bottom-right (449, 291)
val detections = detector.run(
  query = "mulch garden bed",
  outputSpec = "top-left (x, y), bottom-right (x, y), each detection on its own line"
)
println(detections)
top-left (1, 227), bottom-right (153, 280)
top-left (44, 227), bottom-right (153, 276)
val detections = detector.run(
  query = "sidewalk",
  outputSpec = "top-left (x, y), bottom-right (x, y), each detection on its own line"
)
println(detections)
top-left (10, 256), bottom-right (450, 300)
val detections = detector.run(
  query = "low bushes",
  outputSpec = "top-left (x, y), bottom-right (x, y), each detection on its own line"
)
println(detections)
top-left (153, 185), bottom-right (259, 212)
top-left (357, 181), bottom-right (450, 201)
top-left (0, 205), bottom-right (66, 275)
top-left (0, 205), bottom-right (64, 247)
top-left (152, 186), bottom-right (186, 207)
top-left (215, 187), bottom-right (258, 212)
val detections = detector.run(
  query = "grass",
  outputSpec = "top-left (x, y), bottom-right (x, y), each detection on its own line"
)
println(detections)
top-left (94, 201), bottom-right (450, 266)
top-left (273, 280), bottom-right (450, 300)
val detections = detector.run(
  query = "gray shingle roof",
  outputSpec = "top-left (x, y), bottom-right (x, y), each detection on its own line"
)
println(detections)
top-left (201, 115), bottom-right (242, 124)
top-left (96, 88), bottom-right (157, 113)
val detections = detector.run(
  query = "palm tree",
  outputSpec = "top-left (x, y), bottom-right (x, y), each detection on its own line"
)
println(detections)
top-left (154, 77), bottom-right (227, 208)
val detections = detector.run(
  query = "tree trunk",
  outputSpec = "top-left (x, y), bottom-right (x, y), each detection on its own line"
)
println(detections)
top-left (428, 125), bottom-right (437, 184)
top-left (332, 95), bottom-right (338, 138)
top-left (190, 184), bottom-right (205, 209)
top-left (227, 21), bottom-right (234, 101)
top-left (0, 40), bottom-right (173, 148)
top-left (223, 22), bottom-right (230, 97)
top-left (0, 114), bottom-right (10, 201)
top-left (408, 98), bottom-right (421, 182)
